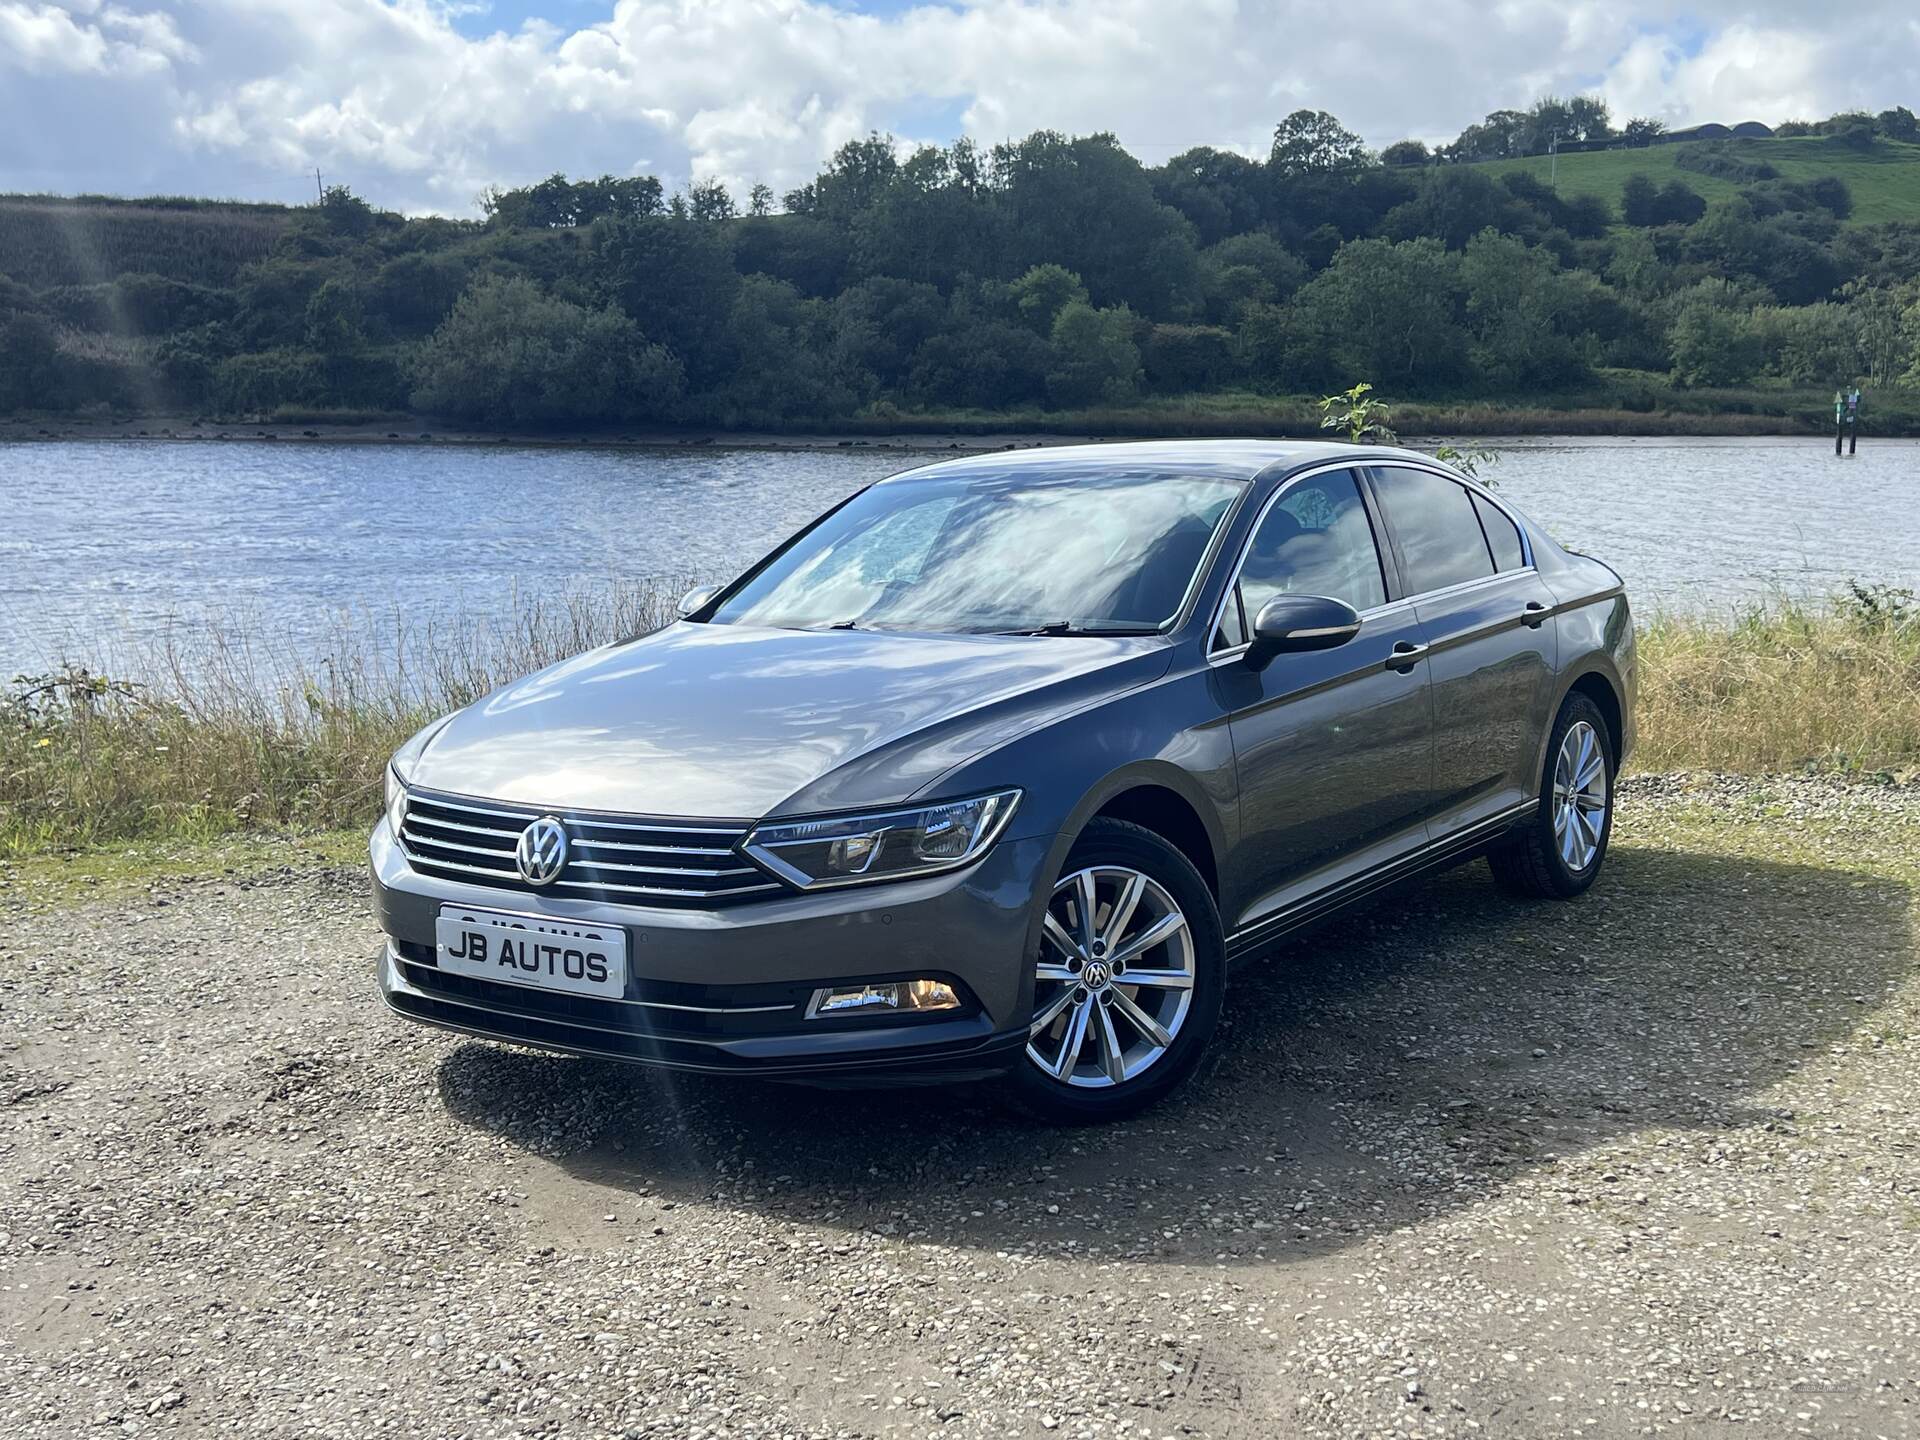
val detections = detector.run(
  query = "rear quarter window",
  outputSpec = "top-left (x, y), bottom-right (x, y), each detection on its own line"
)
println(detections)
top-left (1472, 492), bottom-right (1526, 571)
top-left (1370, 467), bottom-right (1496, 594)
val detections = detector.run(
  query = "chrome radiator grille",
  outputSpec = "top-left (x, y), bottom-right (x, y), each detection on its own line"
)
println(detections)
top-left (397, 790), bottom-right (781, 907)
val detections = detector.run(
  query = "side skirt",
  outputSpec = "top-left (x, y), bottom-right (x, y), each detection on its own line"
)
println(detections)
top-left (1224, 802), bottom-right (1536, 963)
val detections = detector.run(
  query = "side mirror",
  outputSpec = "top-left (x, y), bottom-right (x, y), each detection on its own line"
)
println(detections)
top-left (1246, 594), bottom-right (1362, 669)
top-left (677, 583), bottom-right (723, 619)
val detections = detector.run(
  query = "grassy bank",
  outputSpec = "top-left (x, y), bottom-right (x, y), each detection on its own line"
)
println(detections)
top-left (1479, 134), bottom-right (1920, 226)
top-left (4, 588), bottom-right (1916, 857)
top-left (841, 378), bottom-right (1920, 440)
top-left (11, 378), bottom-right (1920, 443)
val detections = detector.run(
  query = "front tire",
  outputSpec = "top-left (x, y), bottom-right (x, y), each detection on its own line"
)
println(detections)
top-left (1488, 692), bottom-right (1615, 899)
top-left (1006, 818), bottom-right (1224, 1123)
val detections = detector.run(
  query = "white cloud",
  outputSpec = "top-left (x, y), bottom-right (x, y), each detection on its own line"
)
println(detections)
top-left (1, 0), bottom-right (1917, 214)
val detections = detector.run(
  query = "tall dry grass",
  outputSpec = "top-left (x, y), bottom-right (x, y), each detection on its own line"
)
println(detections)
top-left (6, 583), bottom-right (1916, 856)
top-left (1634, 586), bottom-right (1920, 775)
top-left (2, 579), bottom-right (681, 854)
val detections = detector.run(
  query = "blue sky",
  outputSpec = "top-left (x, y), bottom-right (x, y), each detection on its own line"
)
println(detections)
top-left (2, 0), bottom-right (1914, 215)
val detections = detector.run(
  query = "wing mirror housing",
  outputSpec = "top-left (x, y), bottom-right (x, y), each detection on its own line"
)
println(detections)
top-left (1245, 594), bottom-right (1362, 670)
top-left (677, 583), bottom-right (724, 619)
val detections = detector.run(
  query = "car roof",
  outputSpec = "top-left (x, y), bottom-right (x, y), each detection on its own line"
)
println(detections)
top-left (884, 438), bottom-right (1451, 485)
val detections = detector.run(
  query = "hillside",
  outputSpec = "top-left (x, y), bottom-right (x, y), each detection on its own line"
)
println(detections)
top-left (1478, 136), bottom-right (1920, 225)
top-left (0, 194), bottom-right (293, 289)
top-left (2, 126), bottom-right (1918, 433)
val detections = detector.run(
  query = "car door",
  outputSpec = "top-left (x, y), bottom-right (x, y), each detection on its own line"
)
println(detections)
top-left (1210, 467), bottom-right (1435, 937)
top-left (1367, 465), bottom-right (1561, 843)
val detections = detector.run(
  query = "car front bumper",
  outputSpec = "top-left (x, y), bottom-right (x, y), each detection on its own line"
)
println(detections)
top-left (370, 819), bottom-right (1051, 1081)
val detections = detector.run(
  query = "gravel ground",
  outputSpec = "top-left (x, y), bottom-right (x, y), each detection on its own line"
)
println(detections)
top-left (3, 774), bottom-right (1919, 1439)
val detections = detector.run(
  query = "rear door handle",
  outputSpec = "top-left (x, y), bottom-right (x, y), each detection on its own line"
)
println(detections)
top-left (1386, 641), bottom-right (1429, 672)
top-left (1522, 600), bottom-right (1549, 629)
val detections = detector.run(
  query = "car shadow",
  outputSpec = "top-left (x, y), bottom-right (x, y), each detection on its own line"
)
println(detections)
top-left (434, 843), bottom-right (1915, 1266)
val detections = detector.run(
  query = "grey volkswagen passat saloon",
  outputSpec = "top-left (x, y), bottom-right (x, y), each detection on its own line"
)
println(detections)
top-left (372, 441), bottom-right (1632, 1121)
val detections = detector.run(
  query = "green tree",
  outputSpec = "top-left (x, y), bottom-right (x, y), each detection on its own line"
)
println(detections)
top-left (315, 184), bottom-right (377, 238)
top-left (0, 310), bottom-right (60, 410)
top-left (713, 275), bottom-right (856, 422)
top-left (1459, 230), bottom-right (1587, 388)
top-left (304, 278), bottom-right (365, 354)
top-left (1292, 237), bottom-right (1468, 388)
top-left (1269, 110), bottom-right (1371, 176)
top-left (992, 132), bottom-right (1202, 316)
top-left (1668, 300), bottom-right (1762, 387)
top-left (687, 178), bottom-right (736, 221)
top-left (1233, 300), bottom-right (1332, 392)
top-left (1046, 302), bottom-right (1142, 406)
top-left (592, 217), bottom-right (739, 384)
top-left (908, 317), bottom-right (1050, 409)
top-left (1620, 173), bottom-right (1659, 227)
top-left (1379, 140), bottom-right (1430, 167)
top-left (411, 276), bottom-right (682, 425)
top-left (1149, 147), bottom-right (1265, 246)
top-left (1010, 263), bottom-right (1089, 333)
top-left (830, 277), bottom-right (947, 392)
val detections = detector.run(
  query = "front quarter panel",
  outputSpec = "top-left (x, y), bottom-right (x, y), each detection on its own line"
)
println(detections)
top-left (914, 659), bottom-right (1237, 992)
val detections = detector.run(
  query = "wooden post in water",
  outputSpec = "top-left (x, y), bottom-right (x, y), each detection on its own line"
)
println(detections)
top-left (1835, 390), bottom-right (1845, 455)
top-left (1848, 388), bottom-right (1861, 455)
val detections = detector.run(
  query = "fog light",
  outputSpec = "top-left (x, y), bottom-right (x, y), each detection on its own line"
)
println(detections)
top-left (805, 979), bottom-right (961, 1018)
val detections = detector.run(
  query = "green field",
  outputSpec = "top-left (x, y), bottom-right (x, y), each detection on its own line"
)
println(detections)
top-left (1478, 135), bottom-right (1920, 225)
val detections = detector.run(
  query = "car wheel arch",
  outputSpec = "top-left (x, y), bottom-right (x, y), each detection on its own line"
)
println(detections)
top-left (1535, 662), bottom-right (1627, 783)
top-left (1047, 766), bottom-right (1225, 898)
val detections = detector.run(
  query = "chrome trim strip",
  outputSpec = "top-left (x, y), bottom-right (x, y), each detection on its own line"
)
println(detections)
top-left (405, 812), bottom-right (740, 857)
top-left (570, 838), bottom-right (739, 857)
top-left (402, 851), bottom-right (780, 900)
top-left (408, 788), bottom-right (751, 833)
top-left (548, 876), bottom-right (781, 899)
top-left (406, 813), bottom-right (525, 841)
top-left (399, 829), bottom-right (518, 861)
top-left (406, 831), bottom-right (755, 880)
top-left (569, 857), bottom-right (760, 879)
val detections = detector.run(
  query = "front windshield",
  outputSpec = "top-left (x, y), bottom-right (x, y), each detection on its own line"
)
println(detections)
top-left (708, 467), bottom-right (1245, 635)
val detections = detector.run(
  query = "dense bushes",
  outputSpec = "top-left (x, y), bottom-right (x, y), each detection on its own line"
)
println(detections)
top-left (409, 277), bottom-right (682, 425)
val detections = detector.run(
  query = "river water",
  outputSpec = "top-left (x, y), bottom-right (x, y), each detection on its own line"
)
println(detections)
top-left (5, 435), bottom-right (1916, 676)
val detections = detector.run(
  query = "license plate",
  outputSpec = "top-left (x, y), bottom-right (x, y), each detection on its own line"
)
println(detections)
top-left (434, 906), bottom-right (628, 999)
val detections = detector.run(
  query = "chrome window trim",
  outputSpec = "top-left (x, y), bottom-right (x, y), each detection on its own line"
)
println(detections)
top-left (1205, 457), bottom-right (1537, 665)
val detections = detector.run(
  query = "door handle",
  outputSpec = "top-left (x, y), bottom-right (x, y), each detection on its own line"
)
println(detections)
top-left (1521, 600), bottom-right (1549, 629)
top-left (1386, 640), bottom-right (1429, 672)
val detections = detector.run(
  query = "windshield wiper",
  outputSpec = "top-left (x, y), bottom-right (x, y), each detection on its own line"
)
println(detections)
top-left (997, 621), bottom-right (1163, 637)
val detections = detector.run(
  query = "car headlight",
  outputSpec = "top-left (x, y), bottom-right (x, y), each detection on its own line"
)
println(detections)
top-left (384, 763), bottom-right (409, 837)
top-left (742, 790), bottom-right (1021, 890)
top-left (382, 714), bottom-right (456, 837)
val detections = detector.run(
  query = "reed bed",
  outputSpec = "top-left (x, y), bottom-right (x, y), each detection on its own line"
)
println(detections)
top-left (2, 579), bottom-right (681, 854)
top-left (5, 582), bottom-right (1915, 856)
top-left (1633, 586), bottom-right (1920, 776)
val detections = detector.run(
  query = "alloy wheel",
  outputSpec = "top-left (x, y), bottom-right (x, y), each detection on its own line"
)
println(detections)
top-left (1026, 865), bottom-right (1197, 1088)
top-left (1552, 719), bottom-right (1609, 872)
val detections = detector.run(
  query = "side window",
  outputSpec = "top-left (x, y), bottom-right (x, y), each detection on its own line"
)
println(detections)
top-left (1237, 470), bottom-right (1387, 623)
top-left (1371, 467), bottom-right (1496, 594)
top-left (1472, 492), bottom-right (1526, 571)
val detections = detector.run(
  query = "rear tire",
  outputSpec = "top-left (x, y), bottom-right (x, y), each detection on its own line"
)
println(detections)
top-left (1005, 818), bottom-right (1224, 1124)
top-left (1488, 692), bottom-right (1615, 899)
